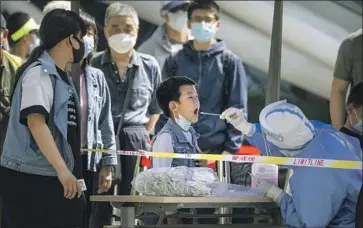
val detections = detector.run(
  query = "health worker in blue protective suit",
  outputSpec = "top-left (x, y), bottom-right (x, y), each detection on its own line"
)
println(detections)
top-left (220, 100), bottom-right (362, 228)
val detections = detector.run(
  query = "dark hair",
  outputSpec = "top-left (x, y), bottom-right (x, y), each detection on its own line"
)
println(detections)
top-left (7, 12), bottom-right (32, 46)
top-left (187, 0), bottom-right (221, 20)
top-left (156, 76), bottom-right (196, 117)
top-left (79, 10), bottom-right (98, 69)
top-left (10, 9), bottom-right (87, 102)
top-left (347, 82), bottom-right (363, 107)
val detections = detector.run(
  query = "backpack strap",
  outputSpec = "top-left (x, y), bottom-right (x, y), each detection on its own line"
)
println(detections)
top-left (169, 51), bottom-right (180, 77)
top-left (222, 49), bottom-right (233, 107)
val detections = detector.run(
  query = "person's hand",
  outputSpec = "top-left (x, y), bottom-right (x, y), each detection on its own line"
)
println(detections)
top-left (222, 151), bottom-right (231, 155)
top-left (249, 173), bottom-right (285, 204)
top-left (97, 166), bottom-right (113, 194)
top-left (57, 168), bottom-right (82, 199)
top-left (220, 108), bottom-right (255, 136)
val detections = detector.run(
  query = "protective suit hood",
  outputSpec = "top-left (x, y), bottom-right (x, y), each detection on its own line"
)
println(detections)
top-left (259, 100), bottom-right (315, 150)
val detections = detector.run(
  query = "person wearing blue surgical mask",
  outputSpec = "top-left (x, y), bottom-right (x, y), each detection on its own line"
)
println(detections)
top-left (221, 100), bottom-right (362, 227)
top-left (158, 0), bottom-right (248, 156)
top-left (74, 12), bottom-right (116, 228)
top-left (137, 0), bottom-right (191, 70)
top-left (187, 1), bottom-right (220, 47)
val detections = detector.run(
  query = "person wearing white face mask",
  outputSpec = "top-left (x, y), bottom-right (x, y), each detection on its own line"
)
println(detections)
top-left (341, 82), bottom-right (363, 228)
top-left (340, 82), bottom-right (363, 147)
top-left (0, 18), bottom-right (23, 227)
top-left (68, 12), bottom-right (117, 228)
top-left (7, 12), bottom-right (40, 60)
top-left (137, 0), bottom-right (191, 70)
top-left (0, 13), bottom-right (23, 165)
top-left (91, 2), bottom-right (162, 226)
top-left (220, 100), bottom-right (362, 228)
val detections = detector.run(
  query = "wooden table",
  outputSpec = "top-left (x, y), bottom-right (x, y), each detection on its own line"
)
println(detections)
top-left (91, 195), bottom-right (283, 228)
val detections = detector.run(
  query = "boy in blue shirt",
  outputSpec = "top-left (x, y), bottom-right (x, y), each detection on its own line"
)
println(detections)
top-left (152, 76), bottom-right (204, 168)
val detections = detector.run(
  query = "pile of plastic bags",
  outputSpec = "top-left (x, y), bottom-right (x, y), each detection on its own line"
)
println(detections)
top-left (132, 166), bottom-right (265, 197)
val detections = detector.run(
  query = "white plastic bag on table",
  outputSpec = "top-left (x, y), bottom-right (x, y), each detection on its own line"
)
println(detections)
top-left (132, 166), bottom-right (218, 196)
top-left (132, 166), bottom-right (266, 197)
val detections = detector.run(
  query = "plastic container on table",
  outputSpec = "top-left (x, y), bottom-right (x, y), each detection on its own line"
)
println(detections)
top-left (251, 163), bottom-right (279, 188)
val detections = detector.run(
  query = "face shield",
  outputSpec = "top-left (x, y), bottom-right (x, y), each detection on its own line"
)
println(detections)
top-left (259, 100), bottom-right (315, 152)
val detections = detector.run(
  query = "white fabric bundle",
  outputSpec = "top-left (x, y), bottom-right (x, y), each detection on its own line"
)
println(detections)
top-left (132, 166), bottom-right (218, 196)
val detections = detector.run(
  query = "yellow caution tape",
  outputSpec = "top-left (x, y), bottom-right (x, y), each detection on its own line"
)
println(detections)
top-left (82, 148), bottom-right (362, 170)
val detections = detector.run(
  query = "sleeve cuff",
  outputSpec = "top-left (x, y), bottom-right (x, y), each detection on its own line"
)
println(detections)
top-left (19, 105), bottom-right (50, 126)
top-left (100, 155), bottom-right (117, 167)
top-left (247, 124), bottom-right (256, 136)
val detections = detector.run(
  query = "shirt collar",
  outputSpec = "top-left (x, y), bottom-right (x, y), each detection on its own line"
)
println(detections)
top-left (37, 51), bottom-right (59, 76)
top-left (101, 48), bottom-right (141, 67)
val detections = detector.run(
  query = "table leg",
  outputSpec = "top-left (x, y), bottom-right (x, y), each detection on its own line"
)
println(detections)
top-left (217, 161), bottom-right (232, 224)
top-left (121, 206), bottom-right (135, 228)
top-left (0, 200), bottom-right (2, 228)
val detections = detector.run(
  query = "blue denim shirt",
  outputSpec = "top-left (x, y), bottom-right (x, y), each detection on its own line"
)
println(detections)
top-left (83, 66), bottom-right (117, 172)
top-left (1, 51), bottom-right (76, 176)
top-left (153, 118), bottom-right (199, 167)
top-left (156, 40), bottom-right (247, 154)
top-left (92, 49), bottom-right (162, 126)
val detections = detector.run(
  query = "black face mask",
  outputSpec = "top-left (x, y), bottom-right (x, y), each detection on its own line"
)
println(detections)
top-left (70, 36), bottom-right (85, 63)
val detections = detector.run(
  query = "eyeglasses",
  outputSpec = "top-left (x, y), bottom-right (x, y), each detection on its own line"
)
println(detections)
top-left (190, 16), bottom-right (216, 23)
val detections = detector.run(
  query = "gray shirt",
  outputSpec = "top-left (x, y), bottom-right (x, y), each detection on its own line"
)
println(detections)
top-left (92, 49), bottom-right (162, 126)
top-left (334, 29), bottom-right (362, 86)
top-left (137, 24), bottom-right (185, 71)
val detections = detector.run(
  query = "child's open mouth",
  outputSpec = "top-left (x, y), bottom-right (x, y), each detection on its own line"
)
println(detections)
top-left (194, 108), bottom-right (199, 116)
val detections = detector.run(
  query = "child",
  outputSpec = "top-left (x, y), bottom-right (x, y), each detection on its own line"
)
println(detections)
top-left (152, 76), bottom-right (202, 224)
top-left (153, 76), bottom-right (202, 168)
